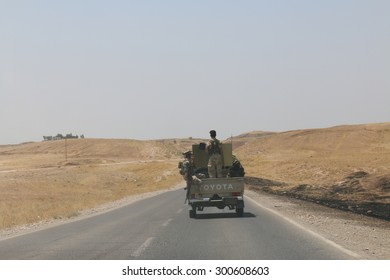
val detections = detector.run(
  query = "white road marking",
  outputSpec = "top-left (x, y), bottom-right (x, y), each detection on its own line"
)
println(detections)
top-left (131, 237), bottom-right (155, 257)
top-left (246, 196), bottom-right (361, 259)
top-left (162, 218), bottom-right (173, 227)
top-left (176, 209), bottom-right (183, 214)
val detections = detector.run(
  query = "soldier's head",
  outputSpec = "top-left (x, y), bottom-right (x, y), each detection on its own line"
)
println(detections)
top-left (209, 130), bottom-right (217, 138)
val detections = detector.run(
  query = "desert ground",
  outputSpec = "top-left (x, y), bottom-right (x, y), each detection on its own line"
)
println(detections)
top-left (0, 122), bottom-right (389, 231)
top-left (235, 123), bottom-right (390, 220)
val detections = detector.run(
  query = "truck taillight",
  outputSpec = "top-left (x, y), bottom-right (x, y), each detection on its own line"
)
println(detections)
top-left (231, 192), bottom-right (241, 197)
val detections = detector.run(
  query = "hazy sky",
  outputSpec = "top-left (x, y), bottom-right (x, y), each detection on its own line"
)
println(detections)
top-left (1, 0), bottom-right (389, 144)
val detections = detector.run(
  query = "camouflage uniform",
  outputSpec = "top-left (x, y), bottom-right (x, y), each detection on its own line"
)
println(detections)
top-left (207, 134), bottom-right (222, 178)
top-left (179, 151), bottom-right (194, 189)
top-left (228, 155), bottom-right (245, 177)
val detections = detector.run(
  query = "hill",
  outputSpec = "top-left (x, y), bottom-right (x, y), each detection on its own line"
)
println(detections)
top-left (234, 123), bottom-right (390, 219)
top-left (0, 138), bottom-right (204, 229)
top-left (0, 138), bottom-right (205, 170)
top-left (235, 123), bottom-right (390, 184)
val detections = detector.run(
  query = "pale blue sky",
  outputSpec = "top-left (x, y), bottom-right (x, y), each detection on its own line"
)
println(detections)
top-left (1, 0), bottom-right (389, 144)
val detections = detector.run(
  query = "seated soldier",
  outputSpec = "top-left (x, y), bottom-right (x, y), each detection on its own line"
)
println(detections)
top-left (227, 155), bottom-right (245, 177)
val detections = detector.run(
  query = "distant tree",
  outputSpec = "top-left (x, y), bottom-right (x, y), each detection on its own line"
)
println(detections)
top-left (55, 133), bottom-right (64, 140)
top-left (65, 133), bottom-right (78, 139)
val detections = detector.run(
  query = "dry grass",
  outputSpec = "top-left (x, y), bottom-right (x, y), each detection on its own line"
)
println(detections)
top-left (0, 138), bottom-right (203, 230)
top-left (234, 123), bottom-right (390, 219)
top-left (235, 123), bottom-right (390, 186)
top-left (0, 161), bottom-right (180, 229)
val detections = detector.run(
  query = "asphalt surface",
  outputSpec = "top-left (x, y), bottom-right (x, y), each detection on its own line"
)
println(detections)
top-left (0, 187), bottom-right (355, 260)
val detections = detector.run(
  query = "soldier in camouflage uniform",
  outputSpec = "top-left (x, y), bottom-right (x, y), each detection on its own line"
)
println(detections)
top-left (227, 155), bottom-right (245, 177)
top-left (179, 150), bottom-right (194, 190)
top-left (206, 130), bottom-right (223, 178)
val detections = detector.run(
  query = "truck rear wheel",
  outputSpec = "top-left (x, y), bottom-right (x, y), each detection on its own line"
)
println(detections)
top-left (189, 207), bottom-right (197, 218)
top-left (236, 208), bottom-right (244, 217)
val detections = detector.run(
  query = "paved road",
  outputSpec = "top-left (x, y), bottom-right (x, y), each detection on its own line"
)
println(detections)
top-left (0, 188), bottom-right (354, 259)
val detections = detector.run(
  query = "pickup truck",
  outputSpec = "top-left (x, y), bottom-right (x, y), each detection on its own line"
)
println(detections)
top-left (186, 142), bottom-right (245, 218)
top-left (187, 177), bottom-right (244, 218)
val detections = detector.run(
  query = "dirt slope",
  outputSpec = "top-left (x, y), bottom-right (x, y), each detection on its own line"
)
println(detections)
top-left (234, 123), bottom-right (390, 220)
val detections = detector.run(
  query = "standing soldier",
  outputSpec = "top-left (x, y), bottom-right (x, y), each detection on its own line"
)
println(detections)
top-left (179, 150), bottom-right (194, 190)
top-left (206, 130), bottom-right (223, 178)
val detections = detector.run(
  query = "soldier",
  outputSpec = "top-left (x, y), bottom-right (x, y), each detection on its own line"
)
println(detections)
top-left (227, 155), bottom-right (245, 177)
top-left (179, 150), bottom-right (194, 190)
top-left (206, 130), bottom-right (223, 178)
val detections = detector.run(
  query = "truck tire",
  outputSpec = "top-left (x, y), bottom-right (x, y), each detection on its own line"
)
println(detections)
top-left (236, 207), bottom-right (244, 217)
top-left (189, 207), bottom-right (197, 218)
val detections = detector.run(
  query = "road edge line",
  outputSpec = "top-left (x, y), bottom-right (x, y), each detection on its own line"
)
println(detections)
top-left (245, 195), bottom-right (361, 259)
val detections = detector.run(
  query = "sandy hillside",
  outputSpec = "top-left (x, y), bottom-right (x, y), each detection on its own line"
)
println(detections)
top-left (0, 138), bottom-right (204, 170)
top-left (0, 138), bottom-right (204, 229)
top-left (234, 123), bottom-right (390, 220)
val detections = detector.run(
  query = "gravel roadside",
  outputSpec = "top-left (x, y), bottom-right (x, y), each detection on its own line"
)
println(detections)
top-left (246, 189), bottom-right (390, 259)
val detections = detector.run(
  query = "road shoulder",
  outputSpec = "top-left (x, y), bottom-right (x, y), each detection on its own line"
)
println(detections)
top-left (246, 189), bottom-right (390, 259)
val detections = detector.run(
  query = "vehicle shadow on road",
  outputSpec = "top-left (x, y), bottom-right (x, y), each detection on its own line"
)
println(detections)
top-left (194, 212), bottom-right (256, 219)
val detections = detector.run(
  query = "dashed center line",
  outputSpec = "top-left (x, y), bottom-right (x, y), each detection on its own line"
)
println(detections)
top-left (162, 218), bottom-right (173, 227)
top-left (131, 211), bottom-right (184, 258)
top-left (131, 237), bottom-right (155, 257)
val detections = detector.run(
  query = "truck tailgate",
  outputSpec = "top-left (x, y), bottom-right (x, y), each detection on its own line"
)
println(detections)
top-left (190, 177), bottom-right (244, 196)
